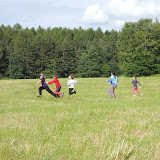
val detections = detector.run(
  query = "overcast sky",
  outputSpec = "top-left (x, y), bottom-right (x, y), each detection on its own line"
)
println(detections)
top-left (0, 0), bottom-right (160, 31)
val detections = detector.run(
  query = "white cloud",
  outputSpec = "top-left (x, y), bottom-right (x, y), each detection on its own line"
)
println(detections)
top-left (81, 4), bottom-right (108, 24)
top-left (1, 0), bottom-right (95, 9)
top-left (107, 0), bottom-right (159, 18)
top-left (114, 20), bottom-right (126, 27)
top-left (1, 0), bottom-right (160, 31)
top-left (80, 0), bottom-right (160, 30)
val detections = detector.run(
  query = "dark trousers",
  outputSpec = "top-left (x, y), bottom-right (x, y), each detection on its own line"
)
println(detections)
top-left (69, 88), bottom-right (75, 95)
top-left (39, 86), bottom-right (58, 97)
top-left (55, 87), bottom-right (62, 96)
top-left (56, 87), bottom-right (61, 92)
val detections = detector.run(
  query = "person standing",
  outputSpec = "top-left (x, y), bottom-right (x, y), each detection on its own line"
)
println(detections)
top-left (106, 72), bottom-right (119, 99)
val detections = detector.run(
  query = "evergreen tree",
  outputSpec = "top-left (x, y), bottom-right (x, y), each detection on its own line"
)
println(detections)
top-left (117, 19), bottom-right (160, 76)
top-left (77, 46), bottom-right (101, 77)
top-left (1, 19), bottom-right (160, 79)
top-left (9, 53), bottom-right (24, 79)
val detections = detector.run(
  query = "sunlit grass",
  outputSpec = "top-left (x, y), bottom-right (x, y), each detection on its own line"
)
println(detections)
top-left (0, 77), bottom-right (160, 159)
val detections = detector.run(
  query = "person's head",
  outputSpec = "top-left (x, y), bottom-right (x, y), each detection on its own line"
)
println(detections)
top-left (40, 74), bottom-right (45, 79)
top-left (133, 76), bottom-right (136, 80)
top-left (69, 75), bottom-right (73, 80)
top-left (112, 72), bottom-right (116, 77)
top-left (54, 75), bottom-right (58, 79)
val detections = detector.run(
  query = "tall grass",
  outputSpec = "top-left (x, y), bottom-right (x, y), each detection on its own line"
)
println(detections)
top-left (0, 77), bottom-right (160, 159)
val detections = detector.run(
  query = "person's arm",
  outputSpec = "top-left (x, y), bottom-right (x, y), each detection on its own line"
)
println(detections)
top-left (36, 80), bottom-right (42, 86)
top-left (117, 77), bottom-right (119, 82)
top-left (107, 78), bottom-right (112, 82)
top-left (137, 80), bottom-right (141, 87)
top-left (48, 79), bottom-right (55, 84)
top-left (67, 80), bottom-right (70, 87)
top-left (74, 79), bottom-right (77, 84)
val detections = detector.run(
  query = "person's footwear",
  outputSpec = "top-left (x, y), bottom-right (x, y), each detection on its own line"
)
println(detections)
top-left (140, 93), bottom-right (143, 96)
top-left (133, 94), bottom-right (136, 97)
top-left (37, 95), bottom-right (42, 98)
top-left (61, 92), bottom-right (64, 97)
top-left (74, 91), bottom-right (76, 94)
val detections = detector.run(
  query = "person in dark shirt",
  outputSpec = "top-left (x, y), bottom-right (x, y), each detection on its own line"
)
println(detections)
top-left (36, 74), bottom-right (59, 98)
top-left (131, 76), bottom-right (143, 96)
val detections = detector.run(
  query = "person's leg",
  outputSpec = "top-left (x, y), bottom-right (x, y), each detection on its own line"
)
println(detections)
top-left (70, 88), bottom-right (76, 94)
top-left (132, 87), bottom-right (136, 95)
top-left (38, 86), bottom-right (44, 97)
top-left (69, 88), bottom-right (74, 95)
top-left (135, 88), bottom-right (141, 95)
top-left (107, 86), bottom-right (113, 98)
top-left (68, 88), bottom-right (70, 95)
top-left (56, 87), bottom-right (61, 92)
top-left (45, 86), bottom-right (58, 97)
top-left (56, 87), bottom-right (64, 96)
top-left (55, 87), bottom-right (62, 96)
top-left (113, 86), bottom-right (117, 99)
top-left (39, 86), bottom-right (44, 95)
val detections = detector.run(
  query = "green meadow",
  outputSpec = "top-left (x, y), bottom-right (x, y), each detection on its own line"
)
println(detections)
top-left (0, 76), bottom-right (160, 160)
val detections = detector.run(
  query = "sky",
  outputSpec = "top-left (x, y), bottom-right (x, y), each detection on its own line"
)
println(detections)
top-left (0, 0), bottom-right (160, 31)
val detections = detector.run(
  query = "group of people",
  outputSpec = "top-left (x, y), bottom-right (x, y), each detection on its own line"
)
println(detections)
top-left (106, 72), bottom-right (142, 99)
top-left (36, 72), bottom-right (143, 99)
top-left (36, 74), bottom-right (77, 98)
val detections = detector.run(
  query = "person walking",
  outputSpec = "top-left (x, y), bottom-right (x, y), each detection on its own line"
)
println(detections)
top-left (106, 72), bottom-right (119, 99)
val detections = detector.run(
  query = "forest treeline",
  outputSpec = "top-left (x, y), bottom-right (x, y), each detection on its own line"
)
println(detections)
top-left (0, 18), bottom-right (160, 79)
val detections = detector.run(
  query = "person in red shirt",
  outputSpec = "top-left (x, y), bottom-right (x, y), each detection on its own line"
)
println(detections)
top-left (47, 75), bottom-right (64, 97)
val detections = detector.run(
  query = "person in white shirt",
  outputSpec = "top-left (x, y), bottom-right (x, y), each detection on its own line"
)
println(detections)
top-left (67, 75), bottom-right (77, 95)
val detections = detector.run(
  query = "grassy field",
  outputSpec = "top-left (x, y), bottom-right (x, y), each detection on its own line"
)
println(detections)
top-left (0, 76), bottom-right (160, 160)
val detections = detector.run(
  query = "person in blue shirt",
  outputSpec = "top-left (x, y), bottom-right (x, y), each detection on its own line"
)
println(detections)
top-left (106, 72), bottom-right (119, 99)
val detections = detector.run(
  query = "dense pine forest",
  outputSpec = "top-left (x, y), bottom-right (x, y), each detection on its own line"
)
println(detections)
top-left (0, 18), bottom-right (160, 79)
